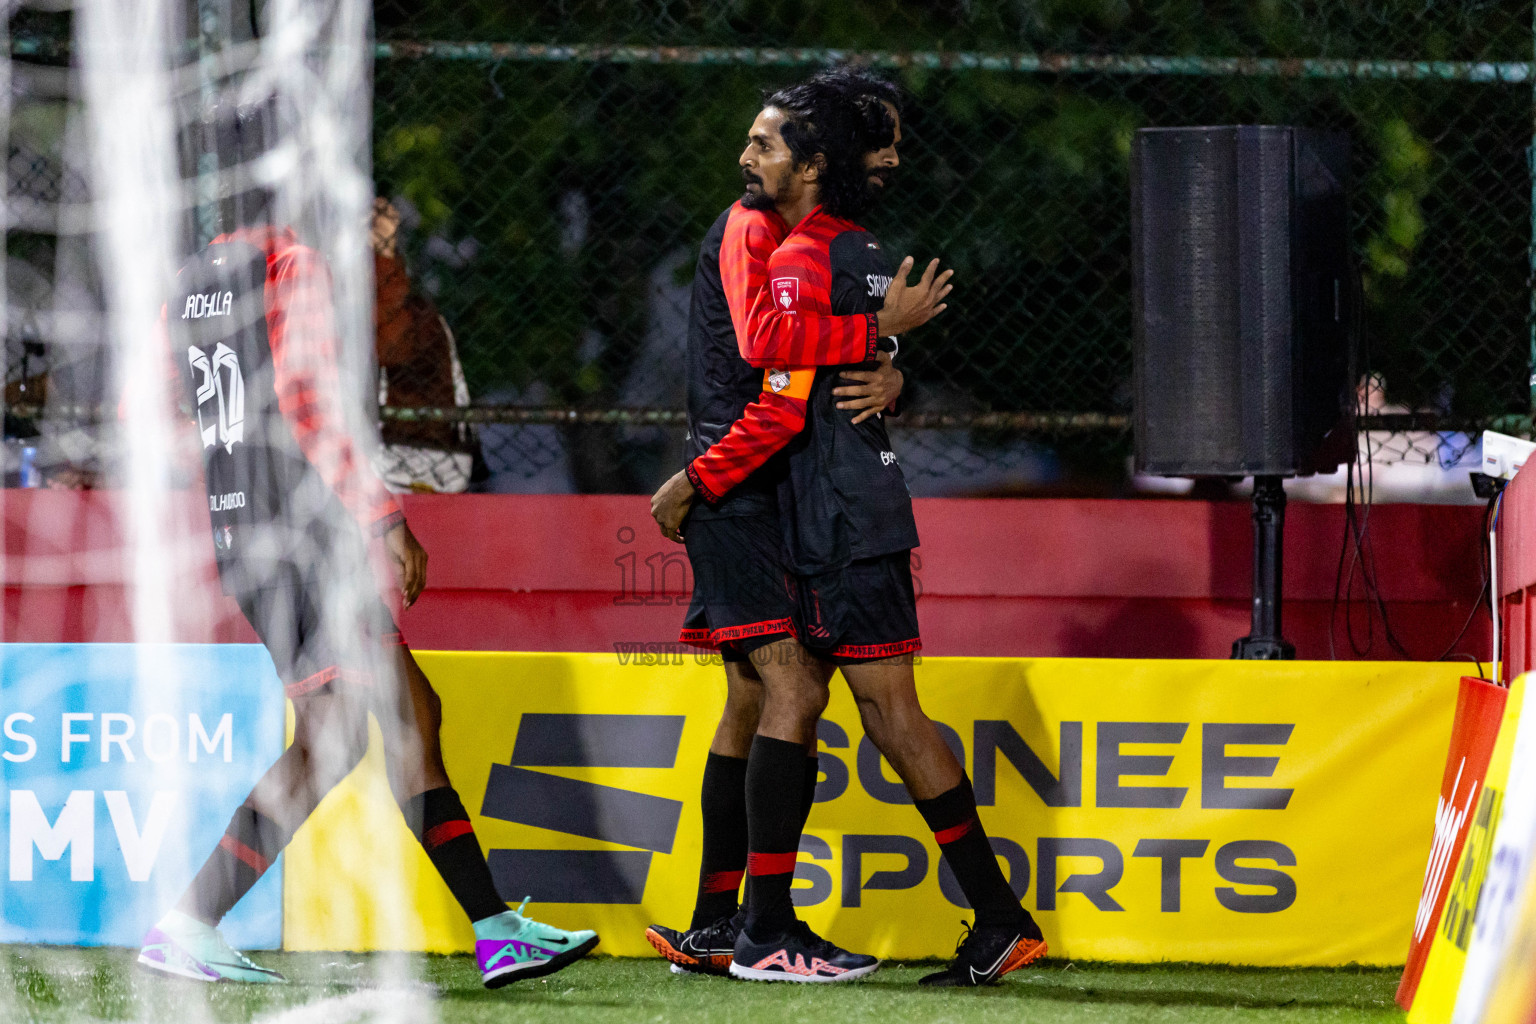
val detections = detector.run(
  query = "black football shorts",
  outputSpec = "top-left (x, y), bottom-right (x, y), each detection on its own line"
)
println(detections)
top-left (679, 512), bottom-right (797, 663)
top-left (792, 550), bottom-right (922, 665)
top-left (235, 580), bottom-right (402, 698)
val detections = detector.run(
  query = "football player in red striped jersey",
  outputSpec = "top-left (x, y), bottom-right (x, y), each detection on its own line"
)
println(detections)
top-left (646, 73), bottom-right (953, 983)
top-left (643, 98), bottom-right (899, 983)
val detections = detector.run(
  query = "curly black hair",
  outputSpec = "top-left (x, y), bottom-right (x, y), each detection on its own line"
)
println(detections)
top-left (762, 66), bottom-right (904, 220)
top-left (808, 65), bottom-right (903, 152)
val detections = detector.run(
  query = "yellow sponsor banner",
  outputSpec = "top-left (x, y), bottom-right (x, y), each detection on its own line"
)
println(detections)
top-left (284, 654), bottom-right (1459, 963)
top-left (1483, 859), bottom-right (1536, 1024)
top-left (1459, 671), bottom-right (1536, 1024)
top-left (1408, 673), bottom-right (1526, 1024)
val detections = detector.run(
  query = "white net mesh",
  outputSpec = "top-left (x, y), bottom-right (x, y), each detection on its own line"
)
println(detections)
top-left (3, 3), bottom-right (441, 1018)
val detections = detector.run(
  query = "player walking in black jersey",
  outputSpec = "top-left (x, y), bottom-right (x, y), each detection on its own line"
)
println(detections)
top-left (136, 98), bottom-right (596, 987)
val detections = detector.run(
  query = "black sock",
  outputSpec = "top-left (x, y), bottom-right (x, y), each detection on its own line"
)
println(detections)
top-left (743, 735), bottom-right (808, 938)
top-left (403, 786), bottom-right (507, 923)
top-left (181, 805), bottom-right (288, 925)
top-left (736, 754), bottom-right (817, 926)
top-left (690, 752), bottom-right (750, 930)
top-left (801, 754), bottom-right (820, 829)
top-left (915, 775), bottom-right (1038, 935)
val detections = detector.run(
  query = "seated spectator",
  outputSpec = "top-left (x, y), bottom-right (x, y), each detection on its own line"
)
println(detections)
top-left (371, 196), bottom-right (481, 493)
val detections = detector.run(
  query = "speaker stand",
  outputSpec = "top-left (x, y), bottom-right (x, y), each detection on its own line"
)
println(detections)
top-left (1232, 475), bottom-right (1296, 660)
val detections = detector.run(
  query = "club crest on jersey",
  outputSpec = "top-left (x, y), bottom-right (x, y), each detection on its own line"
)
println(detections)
top-left (771, 277), bottom-right (798, 313)
top-left (767, 369), bottom-right (792, 393)
top-left (181, 290), bottom-right (233, 320)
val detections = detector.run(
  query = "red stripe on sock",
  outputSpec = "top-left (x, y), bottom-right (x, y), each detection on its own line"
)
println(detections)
top-left (703, 869), bottom-right (745, 894)
top-left (218, 834), bottom-right (272, 875)
top-left (424, 819), bottom-right (475, 850)
top-left (748, 851), bottom-right (798, 876)
top-left (284, 666), bottom-right (339, 699)
top-left (935, 818), bottom-right (977, 845)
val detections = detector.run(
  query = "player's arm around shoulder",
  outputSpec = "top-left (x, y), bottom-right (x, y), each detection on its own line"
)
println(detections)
top-left (652, 364), bottom-right (818, 543)
top-left (724, 203), bottom-right (787, 264)
top-left (763, 233), bottom-right (834, 316)
top-left (736, 236), bottom-right (841, 366)
top-left (719, 204), bottom-right (787, 309)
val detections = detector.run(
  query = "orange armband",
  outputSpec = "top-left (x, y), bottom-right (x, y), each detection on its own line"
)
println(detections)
top-left (763, 366), bottom-right (814, 400)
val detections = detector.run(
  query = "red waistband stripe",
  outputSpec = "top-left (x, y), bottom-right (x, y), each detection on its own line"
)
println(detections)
top-left (828, 637), bottom-right (922, 660)
top-left (679, 619), bottom-right (798, 651)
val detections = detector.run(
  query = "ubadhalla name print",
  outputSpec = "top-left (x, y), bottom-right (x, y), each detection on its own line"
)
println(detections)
top-left (180, 290), bottom-right (234, 320)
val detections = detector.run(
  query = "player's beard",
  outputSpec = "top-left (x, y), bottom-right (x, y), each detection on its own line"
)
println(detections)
top-left (740, 165), bottom-right (791, 211)
top-left (864, 166), bottom-right (896, 204)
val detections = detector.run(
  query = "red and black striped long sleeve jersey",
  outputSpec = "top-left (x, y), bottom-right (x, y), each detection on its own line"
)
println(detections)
top-left (770, 207), bottom-right (919, 574)
top-left (725, 211), bottom-right (878, 370)
top-left (687, 203), bottom-right (806, 505)
top-left (173, 226), bottom-right (401, 593)
top-left (685, 202), bottom-right (878, 504)
top-left (684, 203), bottom-right (789, 514)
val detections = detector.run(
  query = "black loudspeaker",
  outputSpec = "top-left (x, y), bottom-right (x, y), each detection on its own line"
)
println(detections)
top-left (1131, 125), bottom-right (1352, 478)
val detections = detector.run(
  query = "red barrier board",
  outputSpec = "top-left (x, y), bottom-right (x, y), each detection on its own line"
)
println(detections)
top-left (1397, 674), bottom-right (1509, 1010)
top-left (2, 489), bottom-right (1492, 659)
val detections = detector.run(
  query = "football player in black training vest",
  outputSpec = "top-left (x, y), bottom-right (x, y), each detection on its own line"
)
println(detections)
top-left (727, 69), bottom-right (1051, 987)
top-left (644, 73), bottom-right (945, 979)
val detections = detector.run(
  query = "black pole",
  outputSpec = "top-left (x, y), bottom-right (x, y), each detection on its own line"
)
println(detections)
top-left (1233, 475), bottom-right (1296, 659)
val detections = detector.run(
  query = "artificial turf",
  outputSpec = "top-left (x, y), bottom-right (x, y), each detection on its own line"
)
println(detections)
top-left (3, 948), bottom-right (1405, 1024)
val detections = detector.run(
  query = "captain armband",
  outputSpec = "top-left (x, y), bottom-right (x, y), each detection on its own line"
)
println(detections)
top-left (762, 366), bottom-right (814, 401)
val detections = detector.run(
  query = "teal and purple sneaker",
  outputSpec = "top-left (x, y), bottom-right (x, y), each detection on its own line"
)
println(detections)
top-left (137, 909), bottom-right (286, 984)
top-left (474, 898), bottom-right (599, 988)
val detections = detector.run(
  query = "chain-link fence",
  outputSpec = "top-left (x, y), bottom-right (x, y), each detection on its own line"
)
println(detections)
top-left (366, 2), bottom-right (1534, 496)
top-left (6, 3), bottom-right (1535, 496)
top-left (4, 8), bottom-right (106, 488)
